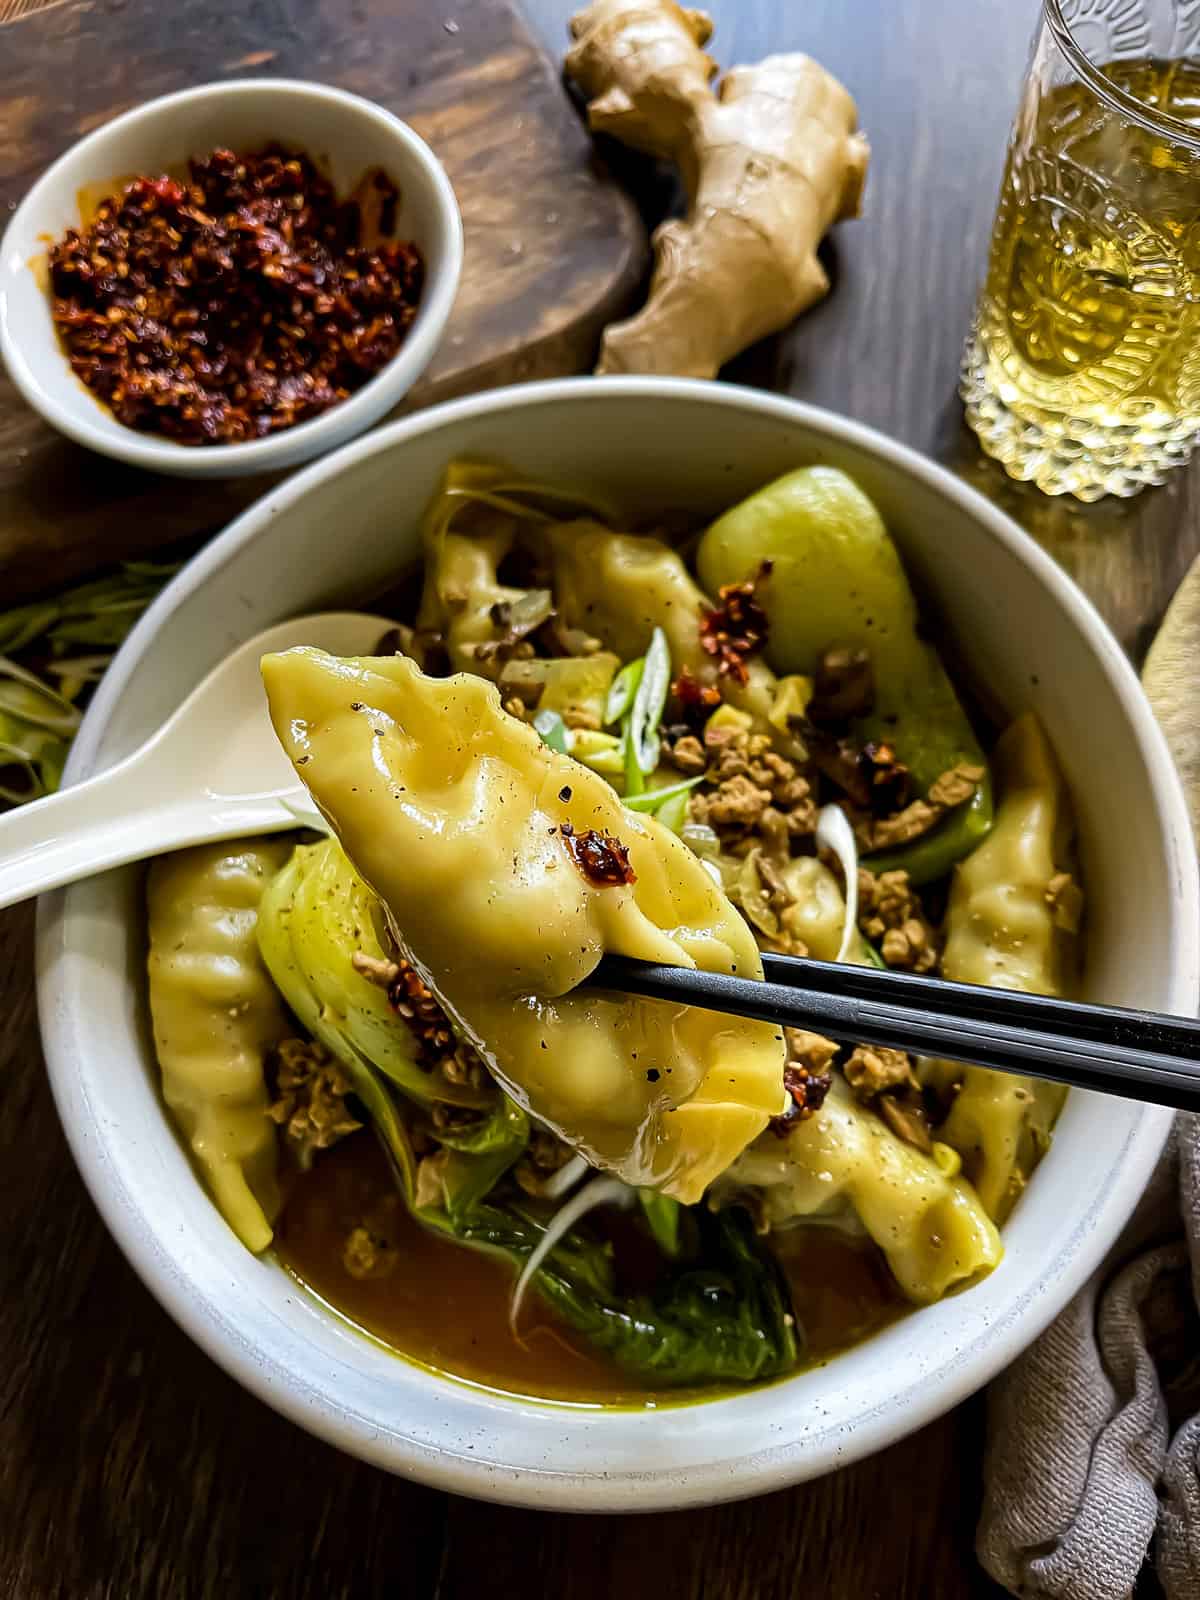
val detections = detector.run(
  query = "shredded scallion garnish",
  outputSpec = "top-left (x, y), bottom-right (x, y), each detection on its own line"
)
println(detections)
top-left (532, 708), bottom-right (569, 754)
top-left (604, 657), bottom-right (645, 726)
top-left (628, 626), bottom-right (670, 777)
top-left (0, 556), bottom-right (183, 808)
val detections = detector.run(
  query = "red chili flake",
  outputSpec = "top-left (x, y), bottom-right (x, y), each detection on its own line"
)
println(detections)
top-left (699, 561), bottom-right (773, 686)
top-left (769, 1062), bottom-right (832, 1136)
top-left (559, 821), bottom-right (636, 887)
top-left (670, 666), bottom-right (722, 731)
top-left (48, 145), bottom-right (424, 446)
top-left (859, 741), bottom-right (912, 816)
top-left (387, 958), bottom-right (457, 1067)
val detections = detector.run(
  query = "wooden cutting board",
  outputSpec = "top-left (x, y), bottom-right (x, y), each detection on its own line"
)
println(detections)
top-left (0, 0), bottom-right (646, 603)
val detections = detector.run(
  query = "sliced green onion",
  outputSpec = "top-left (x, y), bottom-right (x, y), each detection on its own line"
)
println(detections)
top-left (532, 708), bottom-right (569, 753)
top-left (566, 728), bottom-right (624, 776)
top-left (653, 790), bottom-right (691, 835)
top-left (680, 820), bottom-right (721, 858)
top-left (622, 775), bottom-right (703, 814)
top-left (862, 939), bottom-right (888, 970)
top-left (622, 722), bottom-right (646, 797)
top-left (605, 657), bottom-right (644, 726)
top-left (629, 626), bottom-right (670, 775)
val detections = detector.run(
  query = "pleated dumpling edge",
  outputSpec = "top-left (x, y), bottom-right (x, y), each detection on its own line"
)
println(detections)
top-left (261, 647), bottom-right (787, 1201)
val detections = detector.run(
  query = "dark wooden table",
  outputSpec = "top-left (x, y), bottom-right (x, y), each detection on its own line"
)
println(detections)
top-left (3, 1), bottom-right (1192, 1595)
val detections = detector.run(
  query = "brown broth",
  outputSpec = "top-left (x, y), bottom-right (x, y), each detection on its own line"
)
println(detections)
top-left (274, 1134), bottom-right (905, 1406)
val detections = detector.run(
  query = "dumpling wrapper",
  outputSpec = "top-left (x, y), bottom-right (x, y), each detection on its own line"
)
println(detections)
top-left (261, 648), bottom-right (786, 1202)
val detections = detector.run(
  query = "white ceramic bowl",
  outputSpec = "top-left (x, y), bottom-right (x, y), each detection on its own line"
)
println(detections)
top-left (0, 80), bottom-right (462, 478)
top-left (37, 378), bottom-right (1200, 1510)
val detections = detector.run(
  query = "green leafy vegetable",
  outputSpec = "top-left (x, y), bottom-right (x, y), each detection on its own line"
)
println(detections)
top-left (434, 1097), bottom-right (530, 1221)
top-left (257, 838), bottom-right (493, 1110)
top-left (425, 1199), bottom-right (799, 1385)
top-left (336, 1061), bottom-right (799, 1385)
top-left (638, 1190), bottom-right (683, 1259)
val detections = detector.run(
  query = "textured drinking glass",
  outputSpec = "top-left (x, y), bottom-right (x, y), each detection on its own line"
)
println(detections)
top-left (961, 0), bottom-right (1200, 500)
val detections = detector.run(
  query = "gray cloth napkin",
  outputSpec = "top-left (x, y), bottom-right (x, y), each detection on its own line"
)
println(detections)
top-left (979, 558), bottom-right (1200, 1600)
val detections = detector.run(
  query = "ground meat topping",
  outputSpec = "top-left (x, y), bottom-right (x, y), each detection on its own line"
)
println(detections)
top-left (858, 867), bottom-right (941, 973)
top-left (877, 1093), bottom-right (934, 1154)
top-left (840, 1045), bottom-right (933, 1153)
top-left (699, 562), bottom-right (772, 685)
top-left (49, 146), bottom-right (423, 445)
top-left (342, 1219), bottom-right (399, 1280)
top-left (853, 763), bottom-right (985, 852)
top-left (769, 1029), bottom-right (838, 1136)
top-left (472, 594), bottom-right (553, 667)
top-left (514, 1127), bottom-right (576, 1197)
top-left (559, 822), bottom-right (636, 886)
top-left (687, 726), bottom-right (817, 849)
top-left (350, 951), bottom-right (400, 987)
top-left (842, 1044), bottom-right (919, 1099)
top-left (414, 1150), bottom-right (450, 1211)
top-left (667, 732), bottom-right (708, 774)
top-left (1045, 870), bottom-right (1084, 933)
top-left (928, 764), bottom-right (985, 809)
top-left (267, 1038), bottom-right (361, 1166)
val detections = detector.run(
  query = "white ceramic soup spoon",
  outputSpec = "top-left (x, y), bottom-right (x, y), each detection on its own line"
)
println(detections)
top-left (0, 611), bottom-right (392, 910)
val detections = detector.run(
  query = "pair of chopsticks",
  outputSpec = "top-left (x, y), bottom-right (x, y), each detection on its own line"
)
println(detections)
top-left (589, 952), bottom-right (1200, 1113)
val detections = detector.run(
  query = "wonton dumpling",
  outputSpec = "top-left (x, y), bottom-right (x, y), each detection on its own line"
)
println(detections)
top-left (146, 839), bottom-right (292, 1251)
top-left (718, 1080), bottom-right (1001, 1303)
top-left (261, 648), bottom-right (787, 1202)
top-left (934, 714), bottom-right (1078, 1221)
top-left (417, 525), bottom-right (521, 678)
top-left (540, 521), bottom-right (796, 747)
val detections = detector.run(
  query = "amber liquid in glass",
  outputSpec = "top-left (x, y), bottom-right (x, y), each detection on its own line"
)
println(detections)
top-left (963, 58), bottom-right (1200, 497)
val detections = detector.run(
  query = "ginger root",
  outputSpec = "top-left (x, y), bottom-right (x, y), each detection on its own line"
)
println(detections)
top-left (566, 0), bottom-right (869, 378)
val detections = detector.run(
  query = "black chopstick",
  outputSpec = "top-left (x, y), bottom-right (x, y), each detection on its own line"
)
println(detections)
top-left (588, 952), bottom-right (1200, 1114)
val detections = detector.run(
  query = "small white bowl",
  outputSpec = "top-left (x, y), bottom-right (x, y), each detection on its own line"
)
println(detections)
top-left (0, 79), bottom-right (462, 478)
top-left (36, 379), bottom-right (1200, 1509)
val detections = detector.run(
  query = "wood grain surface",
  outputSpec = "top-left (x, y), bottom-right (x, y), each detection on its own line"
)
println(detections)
top-left (0, 0), bottom-right (645, 603)
top-left (2, 0), bottom-right (1190, 1595)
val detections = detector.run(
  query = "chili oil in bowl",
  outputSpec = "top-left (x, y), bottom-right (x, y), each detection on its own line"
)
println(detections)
top-left (0, 79), bottom-right (461, 478)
